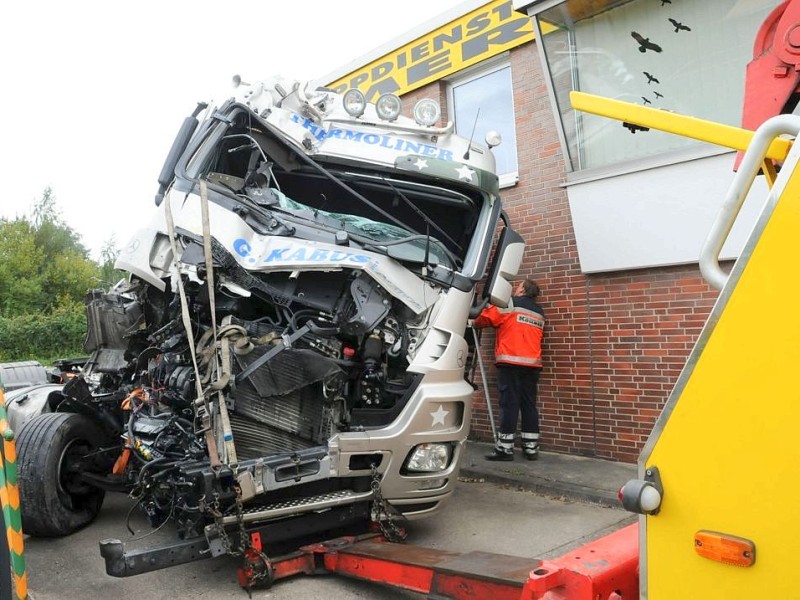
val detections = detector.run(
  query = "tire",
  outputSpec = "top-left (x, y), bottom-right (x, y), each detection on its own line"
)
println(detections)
top-left (17, 412), bottom-right (107, 537)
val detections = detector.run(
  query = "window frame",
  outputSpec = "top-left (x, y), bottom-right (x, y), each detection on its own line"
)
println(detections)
top-left (446, 56), bottom-right (520, 189)
top-left (529, 0), bottom-right (770, 183)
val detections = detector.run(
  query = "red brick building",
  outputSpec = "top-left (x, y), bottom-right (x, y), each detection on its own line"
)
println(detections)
top-left (321, 0), bottom-right (778, 463)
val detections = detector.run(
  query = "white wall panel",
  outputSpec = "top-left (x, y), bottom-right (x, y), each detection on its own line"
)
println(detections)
top-left (567, 152), bottom-right (770, 273)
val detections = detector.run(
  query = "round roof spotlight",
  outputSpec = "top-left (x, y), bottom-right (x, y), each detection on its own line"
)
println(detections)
top-left (343, 89), bottom-right (366, 118)
top-left (413, 98), bottom-right (441, 126)
top-left (485, 130), bottom-right (503, 149)
top-left (232, 74), bottom-right (250, 88)
top-left (376, 93), bottom-right (402, 121)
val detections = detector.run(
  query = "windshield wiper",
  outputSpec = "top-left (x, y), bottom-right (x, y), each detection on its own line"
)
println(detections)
top-left (357, 233), bottom-right (458, 272)
top-left (203, 179), bottom-right (296, 237)
top-left (381, 177), bottom-right (462, 252)
top-left (381, 176), bottom-right (462, 276)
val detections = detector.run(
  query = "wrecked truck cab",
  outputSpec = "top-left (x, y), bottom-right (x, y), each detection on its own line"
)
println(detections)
top-left (12, 76), bottom-right (524, 576)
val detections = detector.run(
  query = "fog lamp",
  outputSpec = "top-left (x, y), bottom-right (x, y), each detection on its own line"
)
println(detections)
top-left (343, 89), bottom-right (366, 118)
top-left (413, 98), bottom-right (441, 126)
top-left (419, 478), bottom-right (447, 490)
top-left (405, 443), bottom-right (451, 472)
top-left (376, 93), bottom-right (402, 121)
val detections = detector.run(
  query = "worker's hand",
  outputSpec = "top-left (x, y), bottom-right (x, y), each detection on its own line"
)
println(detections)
top-left (467, 319), bottom-right (475, 328)
top-left (469, 298), bottom-right (488, 319)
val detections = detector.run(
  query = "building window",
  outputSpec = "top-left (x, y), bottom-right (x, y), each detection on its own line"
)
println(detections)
top-left (448, 61), bottom-right (519, 187)
top-left (536, 0), bottom-right (775, 173)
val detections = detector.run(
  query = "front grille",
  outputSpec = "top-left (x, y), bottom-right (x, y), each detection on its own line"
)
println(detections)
top-left (229, 413), bottom-right (316, 460)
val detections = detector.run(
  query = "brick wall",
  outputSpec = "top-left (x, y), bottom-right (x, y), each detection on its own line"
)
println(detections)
top-left (398, 41), bottom-right (721, 463)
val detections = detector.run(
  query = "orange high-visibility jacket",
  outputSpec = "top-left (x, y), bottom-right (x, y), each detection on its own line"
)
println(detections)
top-left (474, 297), bottom-right (544, 368)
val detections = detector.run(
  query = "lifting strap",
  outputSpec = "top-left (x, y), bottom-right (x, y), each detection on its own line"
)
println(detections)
top-left (164, 187), bottom-right (221, 469)
top-left (199, 180), bottom-right (239, 470)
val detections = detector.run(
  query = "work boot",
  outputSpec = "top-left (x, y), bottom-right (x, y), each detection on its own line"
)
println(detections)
top-left (485, 449), bottom-right (514, 461)
top-left (521, 433), bottom-right (540, 461)
top-left (486, 434), bottom-right (515, 461)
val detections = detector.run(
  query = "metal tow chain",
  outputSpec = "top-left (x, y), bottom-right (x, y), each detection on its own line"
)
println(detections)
top-left (205, 489), bottom-right (270, 596)
top-left (370, 464), bottom-right (409, 543)
top-left (203, 491), bottom-right (235, 557)
top-left (233, 483), bottom-right (249, 555)
top-left (232, 483), bottom-right (275, 596)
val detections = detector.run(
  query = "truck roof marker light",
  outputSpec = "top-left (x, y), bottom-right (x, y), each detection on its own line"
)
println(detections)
top-left (343, 89), bottom-right (366, 118)
top-left (414, 99), bottom-right (441, 127)
top-left (694, 531), bottom-right (755, 567)
top-left (376, 93), bottom-right (402, 122)
top-left (485, 130), bottom-right (502, 149)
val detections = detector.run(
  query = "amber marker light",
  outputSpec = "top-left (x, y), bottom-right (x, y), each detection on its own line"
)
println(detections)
top-left (694, 530), bottom-right (755, 567)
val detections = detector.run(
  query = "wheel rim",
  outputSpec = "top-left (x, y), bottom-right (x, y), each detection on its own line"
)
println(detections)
top-left (57, 437), bottom-right (97, 502)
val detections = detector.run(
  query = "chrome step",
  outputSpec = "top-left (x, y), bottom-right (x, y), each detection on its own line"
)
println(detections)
top-left (220, 489), bottom-right (373, 525)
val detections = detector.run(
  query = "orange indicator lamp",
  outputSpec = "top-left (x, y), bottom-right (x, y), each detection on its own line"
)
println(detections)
top-left (694, 530), bottom-right (755, 567)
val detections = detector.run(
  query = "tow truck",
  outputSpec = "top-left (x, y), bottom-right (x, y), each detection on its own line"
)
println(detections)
top-left (6, 1), bottom-right (800, 598)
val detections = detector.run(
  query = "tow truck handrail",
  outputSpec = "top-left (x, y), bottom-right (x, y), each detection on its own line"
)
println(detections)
top-left (700, 114), bottom-right (800, 289)
top-left (0, 388), bottom-right (27, 600)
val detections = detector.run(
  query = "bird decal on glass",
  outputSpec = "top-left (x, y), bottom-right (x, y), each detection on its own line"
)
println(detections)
top-left (632, 32), bottom-right (663, 53)
top-left (660, 0), bottom-right (672, 5)
top-left (642, 96), bottom-right (652, 105)
top-left (654, 91), bottom-right (664, 99)
top-left (668, 18), bottom-right (691, 32)
top-left (643, 71), bottom-right (660, 84)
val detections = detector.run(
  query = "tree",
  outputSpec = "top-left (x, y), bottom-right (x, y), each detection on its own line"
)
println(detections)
top-left (0, 188), bottom-right (102, 360)
top-left (0, 187), bottom-right (100, 317)
top-left (0, 218), bottom-right (44, 317)
top-left (99, 235), bottom-right (126, 286)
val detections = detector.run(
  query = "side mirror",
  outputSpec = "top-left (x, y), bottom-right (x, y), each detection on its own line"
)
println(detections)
top-left (483, 225), bottom-right (524, 308)
top-left (155, 103), bottom-right (208, 206)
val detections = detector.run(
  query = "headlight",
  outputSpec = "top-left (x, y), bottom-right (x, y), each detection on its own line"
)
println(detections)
top-left (343, 89), bottom-right (366, 118)
top-left (376, 93), bottom-right (402, 121)
top-left (404, 443), bottom-right (452, 472)
top-left (413, 98), bottom-right (441, 126)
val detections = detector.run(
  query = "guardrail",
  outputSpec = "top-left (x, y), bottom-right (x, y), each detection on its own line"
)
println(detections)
top-left (0, 388), bottom-right (27, 600)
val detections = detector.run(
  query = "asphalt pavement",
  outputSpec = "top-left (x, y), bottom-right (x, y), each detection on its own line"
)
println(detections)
top-left (19, 443), bottom-right (638, 598)
top-left (459, 441), bottom-right (638, 508)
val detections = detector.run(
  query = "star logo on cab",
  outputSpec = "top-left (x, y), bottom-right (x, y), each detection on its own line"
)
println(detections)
top-left (430, 405), bottom-right (450, 427)
top-left (455, 165), bottom-right (475, 181)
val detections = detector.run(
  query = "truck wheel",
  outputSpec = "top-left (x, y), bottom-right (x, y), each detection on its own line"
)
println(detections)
top-left (17, 413), bottom-right (107, 537)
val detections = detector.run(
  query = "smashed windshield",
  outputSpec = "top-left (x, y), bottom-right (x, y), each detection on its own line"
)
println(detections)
top-left (272, 189), bottom-right (451, 267)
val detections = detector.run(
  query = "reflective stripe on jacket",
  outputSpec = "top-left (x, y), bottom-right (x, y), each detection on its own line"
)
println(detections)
top-left (474, 296), bottom-right (544, 368)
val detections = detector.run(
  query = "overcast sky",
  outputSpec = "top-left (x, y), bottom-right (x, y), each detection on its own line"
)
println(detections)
top-left (1, 0), bottom-right (468, 260)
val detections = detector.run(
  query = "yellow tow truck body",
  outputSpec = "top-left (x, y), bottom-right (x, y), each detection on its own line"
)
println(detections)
top-left (572, 90), bottom-right (800, 598)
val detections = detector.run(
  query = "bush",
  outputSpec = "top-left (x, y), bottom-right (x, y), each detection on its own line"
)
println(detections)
top-left (0, 304), bottom-right (87, 363)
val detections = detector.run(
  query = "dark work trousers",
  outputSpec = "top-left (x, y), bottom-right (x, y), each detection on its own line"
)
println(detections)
top-left (496, 365), bottom-right (541, 435)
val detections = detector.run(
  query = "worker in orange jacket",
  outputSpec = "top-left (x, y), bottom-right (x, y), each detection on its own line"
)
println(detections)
top-left (474, 279), bottom-right (545, 461)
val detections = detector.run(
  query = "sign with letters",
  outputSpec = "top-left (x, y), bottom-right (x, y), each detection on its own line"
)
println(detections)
top-left (326, 0), bottom-right (535, 101)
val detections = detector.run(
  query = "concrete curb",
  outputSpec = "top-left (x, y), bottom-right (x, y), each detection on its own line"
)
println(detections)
top-left (458, 441), bottom-right (637, 510)
top-left (458, 464), bottom-right (624, 508)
